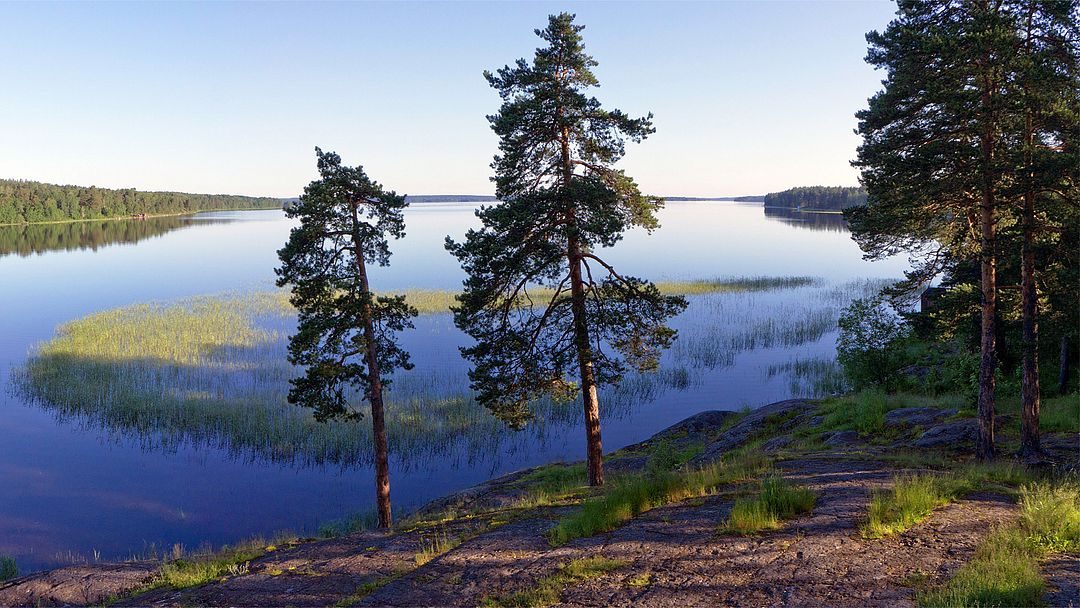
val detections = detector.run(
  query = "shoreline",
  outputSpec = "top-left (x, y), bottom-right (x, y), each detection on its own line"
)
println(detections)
top-left (2, 396), bottom-right (1075, 606)
top-left (0, 206), bottom-right (284, 228)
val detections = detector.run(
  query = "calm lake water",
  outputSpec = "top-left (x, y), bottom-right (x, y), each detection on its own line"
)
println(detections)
top-left (0, 202), bottom-right (905, 572)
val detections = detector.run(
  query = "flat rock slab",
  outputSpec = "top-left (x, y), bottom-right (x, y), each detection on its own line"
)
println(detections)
top-left (0, 563), bottom-right (157, 607)
top-left (557, 460), bottom-right (1018, 608)
top-left (1043, 552), bottom-right (1079, 608)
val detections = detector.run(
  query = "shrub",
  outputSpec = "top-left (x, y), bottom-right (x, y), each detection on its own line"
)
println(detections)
top-left (837, 297), bottom-right (910, 391)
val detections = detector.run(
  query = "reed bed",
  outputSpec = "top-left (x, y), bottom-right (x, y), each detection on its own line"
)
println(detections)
top-left (17, 276), bottom-right (880, 469)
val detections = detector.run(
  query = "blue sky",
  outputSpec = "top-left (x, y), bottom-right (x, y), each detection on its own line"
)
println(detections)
top-left (0, 1), bottom-right (897, 198)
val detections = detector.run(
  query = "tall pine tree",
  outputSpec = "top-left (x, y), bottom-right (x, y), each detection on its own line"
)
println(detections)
top-left (1008, 0), bottom-right (1079, 460)
top-left (849, 0), bottom-right (1021, 460)
top-left (276, 148), bottom-right (416, 527)
top-left (447, 13), bottom-right (686, 486)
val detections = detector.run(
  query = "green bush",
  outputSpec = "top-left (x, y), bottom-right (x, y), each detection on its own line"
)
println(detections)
top-left (837, 297), bottom-right (910, 391)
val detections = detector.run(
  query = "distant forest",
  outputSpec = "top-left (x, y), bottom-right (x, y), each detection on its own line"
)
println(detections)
top-left (0, 179), bottom-right (284, 224)
top-left (763, 186), bottom-right (867, 211)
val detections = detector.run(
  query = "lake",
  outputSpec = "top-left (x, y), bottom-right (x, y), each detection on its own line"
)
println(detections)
top-left (0, 202), bottom-right (905, 572)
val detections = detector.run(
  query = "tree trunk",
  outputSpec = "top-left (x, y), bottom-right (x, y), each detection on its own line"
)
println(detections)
top-left (353, 224), bottom-right (393, 528)
top-left (1019, 103), bottom-right (1043, 460)
top-left (1061, 335), bottom-right (1071, 395)
top-left (975, 64), bottom-right (997, 462)
top-left (568, 245), bottom-right (604, 486)
top-left (560, 120), bottom-right (604, 487)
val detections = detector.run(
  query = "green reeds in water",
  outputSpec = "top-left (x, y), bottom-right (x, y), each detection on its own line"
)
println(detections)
top-left (17, 277), bottom-right (882, 469)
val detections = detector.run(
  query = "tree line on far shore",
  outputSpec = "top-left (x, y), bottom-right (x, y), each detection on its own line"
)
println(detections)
top-left (763, 186), bottom-right (868, 212)
top-left (0, 179), bottom-right (283, 225)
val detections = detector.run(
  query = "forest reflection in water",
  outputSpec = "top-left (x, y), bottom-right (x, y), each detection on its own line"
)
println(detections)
top-left (762, 206), bottom-right (849, 233)
top-left (0, 214), bottom-right (238, 258)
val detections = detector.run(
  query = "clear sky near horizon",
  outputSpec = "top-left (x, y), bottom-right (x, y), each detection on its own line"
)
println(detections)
top-left (0, 1), bottom-right (898, 198)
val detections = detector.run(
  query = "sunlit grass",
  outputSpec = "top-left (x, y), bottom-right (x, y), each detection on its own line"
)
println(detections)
top-left (549, 448), bottom-right (771, 545)
top-left (919, 480), bottom-right (1080, 607)
top-left (864, 474), bottom-right (966, 539)
top-left (721, 475), bottom-right (816, 534)
top-left (138, 534), bottom-right (296, 593)
top-left (481, 556), bottom-right (626, 608)
top-left (864, 463), bottom-right (1038, 539)
top-left (414, 529), bottom-right (462, 566)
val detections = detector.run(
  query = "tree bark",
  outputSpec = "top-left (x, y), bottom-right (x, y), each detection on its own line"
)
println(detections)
top-left (353, 215), bottom-right (393, 528)
top-left (560, 120), bottom-right (604, 487)
top-left (975, 58), bottom-right (997, 462)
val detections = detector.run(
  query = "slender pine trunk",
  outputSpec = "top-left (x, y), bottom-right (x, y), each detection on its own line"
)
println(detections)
top-left (353, 210), bottom-right (393, 528)
top-left (1019, 101), bottom-right (1043, 460)
top-left (975, 62), bottom-right (997, 462)
top-left (561, 122), bottom-right (604, 487)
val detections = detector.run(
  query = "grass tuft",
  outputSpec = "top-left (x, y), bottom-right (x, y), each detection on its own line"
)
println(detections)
top-left (482, 557), bottom-right (626, 608)
top-left (863, 474), bottom-right (968, 539)
top-left (414, 529), bottom-right (462, 566)
top-left (919, 481), bottom-right (1080, 607)
top-left (549, 449), bottom-right (770, 545)
top-left (0, 556), bottom-right (16, 582)
top-left (722, 475), bottom-right (816, 534)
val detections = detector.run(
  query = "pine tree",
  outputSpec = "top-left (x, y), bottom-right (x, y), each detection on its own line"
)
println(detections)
top-left (848, 0), bottom-right (1023, 460)
top-left (447, 13), bottom-right (686, 486)
top-left (1009, 0), bottom-right (1079, 461)
top-left (276, 148), bottom-right (416, 527)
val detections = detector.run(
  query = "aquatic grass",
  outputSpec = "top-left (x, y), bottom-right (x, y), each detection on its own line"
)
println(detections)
top-left (918, 481), bottom-right (1080, 607)
top-left (549, 448), bottom-right (771, 545)
top-left (721, 475), bottom-right (816, 534)
top-left (481, 556), bottom-right (626, 608)
top-left (17, 275), bottom-right (879, 470)
top-left (766, 357), bottom-right (848, 398)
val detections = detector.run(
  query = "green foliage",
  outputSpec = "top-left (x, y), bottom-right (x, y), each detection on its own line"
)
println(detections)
top-left (836, 297), bottom-right (910, 391)
top-left (482, 557), bottom-right (625, 608)
top-left (0, 178), bottom-right (281, 225)
top-left (447, 13), bottom-right (686, 427)
top-left (919, 481), bottom-right (1080, 607)
top-left (0, 556), bottom-right (16, 582)
top-left (722, 476), bottom-right (816, 534)
top-left (762, 186), bottom-right (866, 211)
top-left (276, 148), bottom-right (417, 422)
top-left (549, 449), bottom-right (770, 545)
